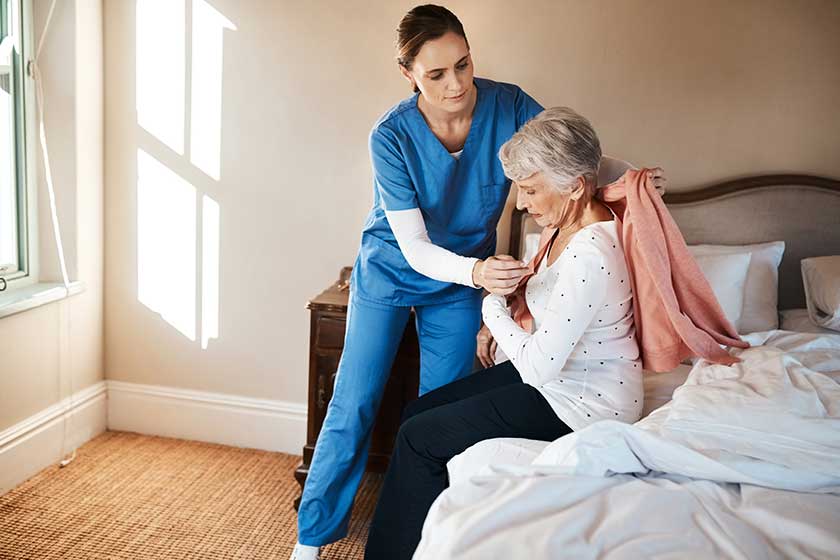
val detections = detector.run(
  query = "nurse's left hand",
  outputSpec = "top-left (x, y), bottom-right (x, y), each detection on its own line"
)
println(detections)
top-left (647, 167), bottom-right (667, 195)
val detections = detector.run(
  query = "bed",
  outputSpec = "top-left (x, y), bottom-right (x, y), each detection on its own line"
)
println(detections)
top-left (413, 174), bottom-right (840, 560)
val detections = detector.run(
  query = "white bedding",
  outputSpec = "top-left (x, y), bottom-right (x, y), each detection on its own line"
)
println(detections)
top-left (639, 363), bottom-right (693, 418)
top-left (414, 330), bottom-right (840, 560)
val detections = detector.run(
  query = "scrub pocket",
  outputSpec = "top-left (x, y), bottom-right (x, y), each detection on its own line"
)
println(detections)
top-left (352, 234), bottom-right (412, 304)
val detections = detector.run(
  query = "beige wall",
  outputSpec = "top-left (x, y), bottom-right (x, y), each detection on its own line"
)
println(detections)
top-left (104, 0), bottom-right (840, 407)
top-left (0, 0), bottom-right (104, 432)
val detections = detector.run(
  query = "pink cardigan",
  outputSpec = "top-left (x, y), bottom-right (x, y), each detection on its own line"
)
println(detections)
top-left (509, 168), bottom-right (748, 372)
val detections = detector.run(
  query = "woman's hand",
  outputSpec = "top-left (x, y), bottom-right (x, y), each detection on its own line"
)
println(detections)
top-left (473, 255), bottom-right (529, 295)
top-left (647, 167), bottom-right (668, 196)
top-left (476, 323), bottom-right (498, 369)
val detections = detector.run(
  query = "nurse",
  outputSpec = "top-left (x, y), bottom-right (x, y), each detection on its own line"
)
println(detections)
top-left (292, 5), bottom-right (660, 559)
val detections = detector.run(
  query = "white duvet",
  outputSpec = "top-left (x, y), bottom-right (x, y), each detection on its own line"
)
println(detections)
top-left (413, 331), bottom-right (840, 560)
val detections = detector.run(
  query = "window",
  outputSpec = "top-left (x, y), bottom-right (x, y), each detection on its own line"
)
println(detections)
top-left (0, 0), bottom-right (31, 290)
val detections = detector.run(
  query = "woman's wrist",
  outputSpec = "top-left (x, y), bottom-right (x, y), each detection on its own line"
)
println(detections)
top-left (471, 259), bottom-right (485, 289)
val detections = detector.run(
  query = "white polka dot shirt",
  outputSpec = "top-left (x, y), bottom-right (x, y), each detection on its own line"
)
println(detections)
top-left (482, 220), bottom-right (643, 430)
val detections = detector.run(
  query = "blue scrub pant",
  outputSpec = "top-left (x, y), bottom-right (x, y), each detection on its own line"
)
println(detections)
top-left (297, 292), bottom-right (482, 546)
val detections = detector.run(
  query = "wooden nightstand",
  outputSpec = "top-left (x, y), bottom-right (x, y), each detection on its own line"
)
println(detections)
top-left (293, 267), bottom-right (420, 509)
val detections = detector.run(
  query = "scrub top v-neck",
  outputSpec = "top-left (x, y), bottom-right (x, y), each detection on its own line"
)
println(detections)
top-left (353, 77), bottom-right (544, 306)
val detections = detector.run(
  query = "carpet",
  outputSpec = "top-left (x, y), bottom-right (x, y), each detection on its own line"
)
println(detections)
top-left (0, 431), bottom-right (382, 559)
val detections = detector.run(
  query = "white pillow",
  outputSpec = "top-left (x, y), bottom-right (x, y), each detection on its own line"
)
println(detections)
top-left (779, 308), bottom-right (839, 336)
top-left (691, 252), bottom-right (751, 328)
top-left (801, 256), bottom-right (840, 331)
top-left (688, 241), bottom-right (785, 333)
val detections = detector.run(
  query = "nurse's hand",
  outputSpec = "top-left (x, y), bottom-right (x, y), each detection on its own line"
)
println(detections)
top-left (473, 255), bottom-right (529, 295)
top-left (476, 323), bottom-right (498, 369)
top-left (647, 167), bottom-right (667, 195)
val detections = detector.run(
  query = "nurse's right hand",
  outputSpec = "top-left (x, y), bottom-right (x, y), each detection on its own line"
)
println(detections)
top-left (472, 255), bottom-right (529, 295)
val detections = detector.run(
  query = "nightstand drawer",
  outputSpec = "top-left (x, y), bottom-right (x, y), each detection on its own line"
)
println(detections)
top-left (315, 316), bottom-right (346, 349)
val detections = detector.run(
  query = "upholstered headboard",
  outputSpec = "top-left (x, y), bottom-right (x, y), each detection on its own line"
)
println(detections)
top-left (509, 174), bottom-right (840, 310)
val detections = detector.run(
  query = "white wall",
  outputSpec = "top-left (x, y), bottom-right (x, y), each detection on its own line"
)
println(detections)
top-left (103, 0), bottom-right (840, 416)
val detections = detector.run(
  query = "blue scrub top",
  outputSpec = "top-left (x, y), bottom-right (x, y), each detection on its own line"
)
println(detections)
top-left (352, 77), bottom-right (544, 306)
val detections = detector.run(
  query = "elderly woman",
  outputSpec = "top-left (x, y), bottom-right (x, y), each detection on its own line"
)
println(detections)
top-left (364, 107), bottom-right (644, 560)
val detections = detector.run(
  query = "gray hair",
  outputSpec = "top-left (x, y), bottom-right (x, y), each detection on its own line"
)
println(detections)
top-left (499, 106), bottom-right (602, 192)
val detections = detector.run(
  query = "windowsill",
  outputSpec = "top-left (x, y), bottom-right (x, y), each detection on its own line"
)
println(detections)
top-left (0, 281), bottom-right (86, 320)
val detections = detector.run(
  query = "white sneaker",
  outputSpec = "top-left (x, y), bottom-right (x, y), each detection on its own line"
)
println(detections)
top-left (290, 542), bottom-right (321, 560)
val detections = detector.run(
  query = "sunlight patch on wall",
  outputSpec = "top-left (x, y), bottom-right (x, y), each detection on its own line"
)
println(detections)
top-left (137, 148), bottom-right (196, 340)
top-left (136, 0), bottom-right (185, 154)
top-left (190, 0), bottom-right (236, 180)
top-left (135, 0), bottom-right (235, 349)
top-left (201, 194), bottom-right (219, 349)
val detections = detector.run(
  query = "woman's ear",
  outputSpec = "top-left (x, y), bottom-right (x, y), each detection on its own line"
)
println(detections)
top-left (569, 177), bottom-right (587, 200)
top-left (399, 65), bottom-right (416, 91)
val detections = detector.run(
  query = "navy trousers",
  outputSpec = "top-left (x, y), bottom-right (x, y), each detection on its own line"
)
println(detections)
top-left (364, 360), bottom-right (573, 560)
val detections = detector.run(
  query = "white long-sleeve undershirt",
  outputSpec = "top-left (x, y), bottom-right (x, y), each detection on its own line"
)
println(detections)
top-left (383, 156), bottom-right (637, 291)
top-left (385, 208), bottom-right (479, 288)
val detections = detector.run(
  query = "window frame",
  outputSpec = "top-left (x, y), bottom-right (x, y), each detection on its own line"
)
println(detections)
top-left (0, 0), bottom-right (37, 293)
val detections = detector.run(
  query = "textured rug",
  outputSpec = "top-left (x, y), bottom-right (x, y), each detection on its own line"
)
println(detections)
top-left (0, 431), bottom-right (382, 559)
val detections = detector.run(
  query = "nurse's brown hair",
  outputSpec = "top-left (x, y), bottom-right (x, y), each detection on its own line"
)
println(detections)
top-left (396, 5), bottom-right (469, 91)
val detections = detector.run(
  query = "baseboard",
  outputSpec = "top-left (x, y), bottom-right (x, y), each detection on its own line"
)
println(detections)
top-left (0, 380), bottom-right (307, 496)
top-left (106, 380), bottom-right (307, 455)
top-left (0, 381), bottom-right (108, 495)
